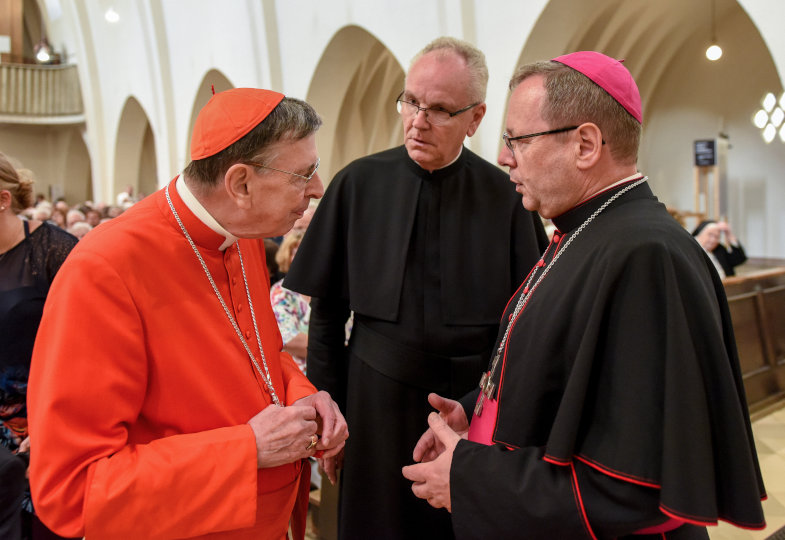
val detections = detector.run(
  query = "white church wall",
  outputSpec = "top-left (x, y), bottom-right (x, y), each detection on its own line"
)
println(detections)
top-left (639, 5), bottom-right (785, 258)
top-left (35, 0), bottom-right (785, 257)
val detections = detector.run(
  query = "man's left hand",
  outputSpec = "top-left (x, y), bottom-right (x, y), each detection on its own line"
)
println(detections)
top-left (402, 412), bottom-right (460, 512)
top-left (293, 391), bottom-right (348, 459)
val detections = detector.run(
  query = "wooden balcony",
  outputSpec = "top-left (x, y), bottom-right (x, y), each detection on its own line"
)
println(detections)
top-left (0, 62), bottom-right (85, 124)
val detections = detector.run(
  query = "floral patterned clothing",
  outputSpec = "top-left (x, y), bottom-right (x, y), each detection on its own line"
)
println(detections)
top-left (270, 279), bottom-right (310, 373)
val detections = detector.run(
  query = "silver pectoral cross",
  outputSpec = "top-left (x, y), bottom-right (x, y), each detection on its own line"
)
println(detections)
top-left (474, 370), bottom-right (496, 417)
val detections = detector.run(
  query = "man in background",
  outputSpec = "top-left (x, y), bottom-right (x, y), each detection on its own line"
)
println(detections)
top-left (285, 37), bottom-right (547, 538)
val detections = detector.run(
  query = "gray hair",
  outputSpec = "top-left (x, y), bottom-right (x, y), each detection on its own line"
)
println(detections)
top-left (510, 60), bottom-right (640, 165)
top-left (409, 36), bottom-right (489, 102)
top-left (184, 97), bottom-right (322, 187)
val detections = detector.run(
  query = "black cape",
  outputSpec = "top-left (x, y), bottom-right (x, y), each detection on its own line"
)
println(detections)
top-left (285, 145), bottom-right (548, 539)
top-left (452, 180), bottom-right (765, 540)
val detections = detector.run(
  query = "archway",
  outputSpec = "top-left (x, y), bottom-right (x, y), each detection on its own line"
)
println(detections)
top-left (307, 25), bottom-right (404, 182)
top-left (62, 128), bottom-right (91, 203)
top-left (138, 123), bottom-right (158, 197)
top-left (114, 96), bottom-right (155, 205)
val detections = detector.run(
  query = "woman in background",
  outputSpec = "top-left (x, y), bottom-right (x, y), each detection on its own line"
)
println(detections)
top-left (270, 231), bottom-right (309, 372)
top-left (0, 152), bottom-right (77, 540)
top-left (692, 219), bottom-right (747, 278)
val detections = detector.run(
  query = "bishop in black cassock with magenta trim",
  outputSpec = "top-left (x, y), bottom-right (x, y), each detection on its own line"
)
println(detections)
top-left (403, 51), bottom-right (765, 540)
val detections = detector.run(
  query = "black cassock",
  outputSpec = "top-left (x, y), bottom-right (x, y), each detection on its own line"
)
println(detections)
top-left (452, 179), bottom-right (766, 539)
top-left (284, 145), bottom-right (547, 539)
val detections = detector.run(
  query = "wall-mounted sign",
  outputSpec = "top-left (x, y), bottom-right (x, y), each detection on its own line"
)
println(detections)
top-left (694, 139), bottom-right (716, 166)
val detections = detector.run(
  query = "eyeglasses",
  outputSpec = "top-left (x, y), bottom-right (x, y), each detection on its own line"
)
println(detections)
top-left (245, 158), bottom-right (320, 183)
top-left (502, 126), bottom-right (579, 152)
top-left (396, 92), bottom-right (479, 126)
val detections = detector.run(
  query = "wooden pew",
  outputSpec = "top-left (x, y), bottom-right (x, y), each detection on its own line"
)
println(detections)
top-left (723, 261), bottom-right (785, 417)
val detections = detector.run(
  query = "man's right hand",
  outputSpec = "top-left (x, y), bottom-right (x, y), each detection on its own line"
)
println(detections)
top-left (412, 393), bottom-right (469, 463)
top-left (247, 404), bottom-right (319, 468)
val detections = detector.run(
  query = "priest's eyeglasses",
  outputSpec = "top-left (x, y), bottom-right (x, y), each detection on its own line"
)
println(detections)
top-left (502, 126), bottom-right (579, 152)
top-left (245, 158), bottom-right (320, 183)
top-left (396, 92), bottom-right (479, 126)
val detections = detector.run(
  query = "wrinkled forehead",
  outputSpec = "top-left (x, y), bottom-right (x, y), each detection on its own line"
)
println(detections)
top-left (405, 52), bottom-right (472, 103)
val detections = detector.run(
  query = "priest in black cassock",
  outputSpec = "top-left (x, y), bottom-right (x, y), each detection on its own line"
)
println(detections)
top-left (284, 37), bottom-right (548, 539)
top-left (403, 51), bottom-right (766, 539)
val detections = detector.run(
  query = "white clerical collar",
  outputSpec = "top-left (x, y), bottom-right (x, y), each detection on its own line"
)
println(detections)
top-left (415, 146), bottom-right (463, 172)
top-left (176, 175), bottom-right (238, 251)
top-left (605, 172), bottom-right (643, 190)
top-left (578, 172), bottom-right (643, 206)
top-left (439, 146), bottom-right (463, 169)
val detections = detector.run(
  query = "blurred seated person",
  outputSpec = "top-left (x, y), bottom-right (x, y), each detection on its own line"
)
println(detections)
top-left (270, 231), bottom-right (309, 373)
top-left (104, 205), bottom-right (124, 219)
top-left (31, 203), bottom-right (52, 223)
top-left (116, 185), bottom-right (134, 207)
top-left (85, 209), bottom-right (101, 228)
top-left (692, 220), bottom-right (747, 278)
top-left (66, 222), bottom-right (92, 241)
top-left (53, 200), bottom-right (68, 214)
top-left (50, 209), bottom-right (66, 229)
top-left (65, 209), bottom-right (85, 228)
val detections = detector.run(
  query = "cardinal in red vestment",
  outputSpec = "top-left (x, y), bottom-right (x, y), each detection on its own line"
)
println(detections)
top-left (27, 88), bottom-right (348, 540)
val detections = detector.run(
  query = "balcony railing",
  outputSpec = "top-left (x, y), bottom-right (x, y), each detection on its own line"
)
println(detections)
top-left (0, 63), bottom-right (84, 123)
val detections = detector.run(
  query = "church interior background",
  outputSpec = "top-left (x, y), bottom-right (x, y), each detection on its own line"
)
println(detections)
top-left (1, 0), bottom-right (784, 538)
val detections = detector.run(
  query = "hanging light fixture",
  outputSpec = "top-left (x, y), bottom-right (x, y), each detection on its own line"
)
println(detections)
top-left (33, 36), bottom-right (55, 64)
top-left (706, 0), bottom-right (723, 61)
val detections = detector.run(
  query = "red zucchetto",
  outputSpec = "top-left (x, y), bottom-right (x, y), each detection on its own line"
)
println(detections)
top-left (190, 88), bottom-right (285, 160)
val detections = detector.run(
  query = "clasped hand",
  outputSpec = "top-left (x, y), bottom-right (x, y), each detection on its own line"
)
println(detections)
top-left (402, 393), bottom-right (469, 512)
top-left (247, 390), bottom-right (348, 484)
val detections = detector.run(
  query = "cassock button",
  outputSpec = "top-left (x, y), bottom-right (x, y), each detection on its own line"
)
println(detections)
top-left (245, 330), bottom-right (251, 339)
top-left (553, 234), bottom-right (560, 242)
top-left (237, 303), bottom-right (243, 312)
top-left (232, 277), bottom-right (237, 286)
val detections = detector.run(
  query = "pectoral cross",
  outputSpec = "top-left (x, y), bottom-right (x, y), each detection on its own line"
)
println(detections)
top-left (474, 354), bottom-right (500, 416)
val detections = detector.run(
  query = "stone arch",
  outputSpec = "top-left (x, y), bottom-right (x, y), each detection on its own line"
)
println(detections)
top-left (185, 70), bottom-right (234, 164)
top-left (113, 96), bottom-right (156, 205)
top-left (62, 128), bottom-right (91, 203)
top-left (307, 25), bottom-right (404, 183)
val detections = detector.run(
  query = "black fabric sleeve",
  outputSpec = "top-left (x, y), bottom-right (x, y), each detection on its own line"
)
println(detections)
top-left (724, 243), bottom-right (747, 274)
top-left (458, 389), bottom-right (480, 422)
top-left (451, 441), bottom-right (679, 540)
top-left (306, 296), bottom-right (351, 412)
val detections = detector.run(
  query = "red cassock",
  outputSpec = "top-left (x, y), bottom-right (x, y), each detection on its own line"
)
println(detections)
top-left (27, 178), bottom-right (316, 539)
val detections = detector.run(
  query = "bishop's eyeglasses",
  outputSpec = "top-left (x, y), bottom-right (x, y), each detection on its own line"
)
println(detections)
top-left (245, 158), bottom-right (320, 183)
top-left (396, 91), bottom-right (479, 126)
top-left (502, 126), bottom-right (578, 152)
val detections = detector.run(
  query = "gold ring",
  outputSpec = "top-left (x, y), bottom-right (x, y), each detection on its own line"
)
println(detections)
top-left (306, 434), bottom-right (318, 451)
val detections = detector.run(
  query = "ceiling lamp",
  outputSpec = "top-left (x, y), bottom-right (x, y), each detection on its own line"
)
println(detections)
top-left (705, 0), bottom-right (722, 61)
top-left (33, 37), bottom-right (55, 64)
